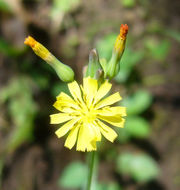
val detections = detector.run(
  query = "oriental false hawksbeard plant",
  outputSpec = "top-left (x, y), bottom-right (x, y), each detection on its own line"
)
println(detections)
top-left (50, 77), bottom-right (126, 151)
top-left (24, 24), bottom-right (128, 152)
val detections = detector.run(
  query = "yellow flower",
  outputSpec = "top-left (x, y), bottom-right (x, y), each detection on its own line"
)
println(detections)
top-left (50, 77), bottom-right (126, 152)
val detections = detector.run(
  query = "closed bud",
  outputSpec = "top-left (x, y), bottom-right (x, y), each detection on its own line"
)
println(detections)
top-left (85, 49), bottom-right (102, 79)
top-left (24, 36), bottom-right (74, 82)
top-left (106, 24), bottom-right (128, 79)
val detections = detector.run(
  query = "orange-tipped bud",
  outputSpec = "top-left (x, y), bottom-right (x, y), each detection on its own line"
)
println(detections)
top-left (24, 36), bottom-right (74, 82)
top-left (114, 24), bottom-right (128, 53)
top-left (24, 36), bottom-right (36, 48)
top-left (106, 24), bottom-right (128, 79)
top-left (24, 36), bottom-right (50, 60)
top-left (120, 24), bottom-right (128, 40)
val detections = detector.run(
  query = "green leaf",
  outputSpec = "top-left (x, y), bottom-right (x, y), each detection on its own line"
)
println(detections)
top-left (165, 29), bottom-right (180, 43)
top-left (116, 153), bottom-right (159, 182)
top-left (0, 0), bottom-right (12, 13)
top-left (59, 161), bottom-right (88, 188)
top-left (130, 154), bottom-right (159, 182)
top-left (52, 0), bottom-right (81, 13)
top-left (116, 153), bottom-right (133, 175)
top-left (145, 38), bottom-right (171, 61)
top-left (121, 0), bottom-right (136, 8)
top-left (121, 90), bottom-right (152, 115)
top-left (50, 0), bottom-right (81, 30)
top-left (115, 48), bottom-right (144, 82)
top-left (0, 77), bottom-right (37, 153)
top-left (117, 116), bottom-right (150, 142)
top-left (125, 116), bottom-right (150, 138)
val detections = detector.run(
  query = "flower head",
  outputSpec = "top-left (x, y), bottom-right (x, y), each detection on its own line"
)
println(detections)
top-left (114, 24), bottom-right (128, 55)
top-left (50, 77), bottom-right (126, 152)
top-left (106, 24), bottom-right (128, 79)
top-left (24, 36), bottom-right (74, 82)
top-left (24, 36), bottom-right (50, 60)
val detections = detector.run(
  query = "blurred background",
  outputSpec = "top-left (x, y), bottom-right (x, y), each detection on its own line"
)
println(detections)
top-left (0, 0), bottom-right (180, 190)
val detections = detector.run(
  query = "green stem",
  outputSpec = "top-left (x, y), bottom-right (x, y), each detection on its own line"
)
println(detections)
top-left (86, 151), bottom-right (96, 190)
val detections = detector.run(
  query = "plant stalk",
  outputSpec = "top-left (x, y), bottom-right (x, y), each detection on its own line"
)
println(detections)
top-left (86, 151), bottom-right (96, 190)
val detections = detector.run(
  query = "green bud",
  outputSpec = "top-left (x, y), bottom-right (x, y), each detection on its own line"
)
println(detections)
top-left (85, 49), bottom-right (103, 79)
top-left (106, 52), bottom-right (120, 79)
top-left (48, 55), bottom-right (74, 82)
top-left (24, 36), bottom-right (74, 82)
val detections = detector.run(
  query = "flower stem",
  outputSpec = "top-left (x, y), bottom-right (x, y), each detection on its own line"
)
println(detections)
top-left (86, 151), bottom-right (96, 190)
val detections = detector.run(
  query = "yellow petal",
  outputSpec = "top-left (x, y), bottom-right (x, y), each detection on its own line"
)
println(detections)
top-left (58, 107), bottom-right (77, 114)
top-left (88, 140), bottom-right (97, 152)
top-left (56, 92), bottom-right (73, 101)
top-left (53, 101), bottom-right (79, 112)
top-left (91, 122), bottom-right (101, 141)
top-left (96, 119), bottom-right (117, 142)
top-left (68, 80), bottom-right (83, 102)
top-left (55, 118), bottom-right (79, 138)
top-left (55, 92), bottom-right (80, 110)
top-left (97, 106), bottom-right (126, 117)
top-left (50, 113), bottom-right (73, 124)
top-left (76, 125), bottom-right (97, 152)
top-left (65, 125), bottom-right (80, 149)
top-left (83, 77), bottom-right (98, 105)
top-left (98, 115), bottom-right (125, 128)
top-left (94, 80), bottom-right (112, 104)
top-left (95, 92), bottom-right (122, 109)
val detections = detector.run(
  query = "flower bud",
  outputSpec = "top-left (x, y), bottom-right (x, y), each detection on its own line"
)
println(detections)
top-left (85, 49), bottom-right (103, 79)
top-left (24, 36), bottom-right (74, 82)
top-left (106, 24), bottom-right (128, 79)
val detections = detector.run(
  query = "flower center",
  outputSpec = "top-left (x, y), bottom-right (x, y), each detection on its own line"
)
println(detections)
top-left (80, 107), bottom-right (96, 123)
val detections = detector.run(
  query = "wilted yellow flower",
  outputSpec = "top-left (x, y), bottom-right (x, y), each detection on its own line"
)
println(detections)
top-left (50, 77), bottom-right (126, 152)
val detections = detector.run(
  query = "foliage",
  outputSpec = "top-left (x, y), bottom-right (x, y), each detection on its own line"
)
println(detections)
top-left (120, 0), bottom-right (136, 8)
top-left (0, 77), bottom-right (37, 153)
top-left (0, 0), bottom-right (11, 13)
top-left (144, 38), bottom-right (171, 61)
top-left (116, 153), bottom-right (159, 182)
top-left (121, 90), bottom-right (153, 115)
top-left (52, 0), bottom-right (81, 13)
top-left (117, 116), bottom-right (150, 142)
top-left (58, 161), bottom-right (88, 188)
top-left (165, 29), bottom-right (180, 42)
